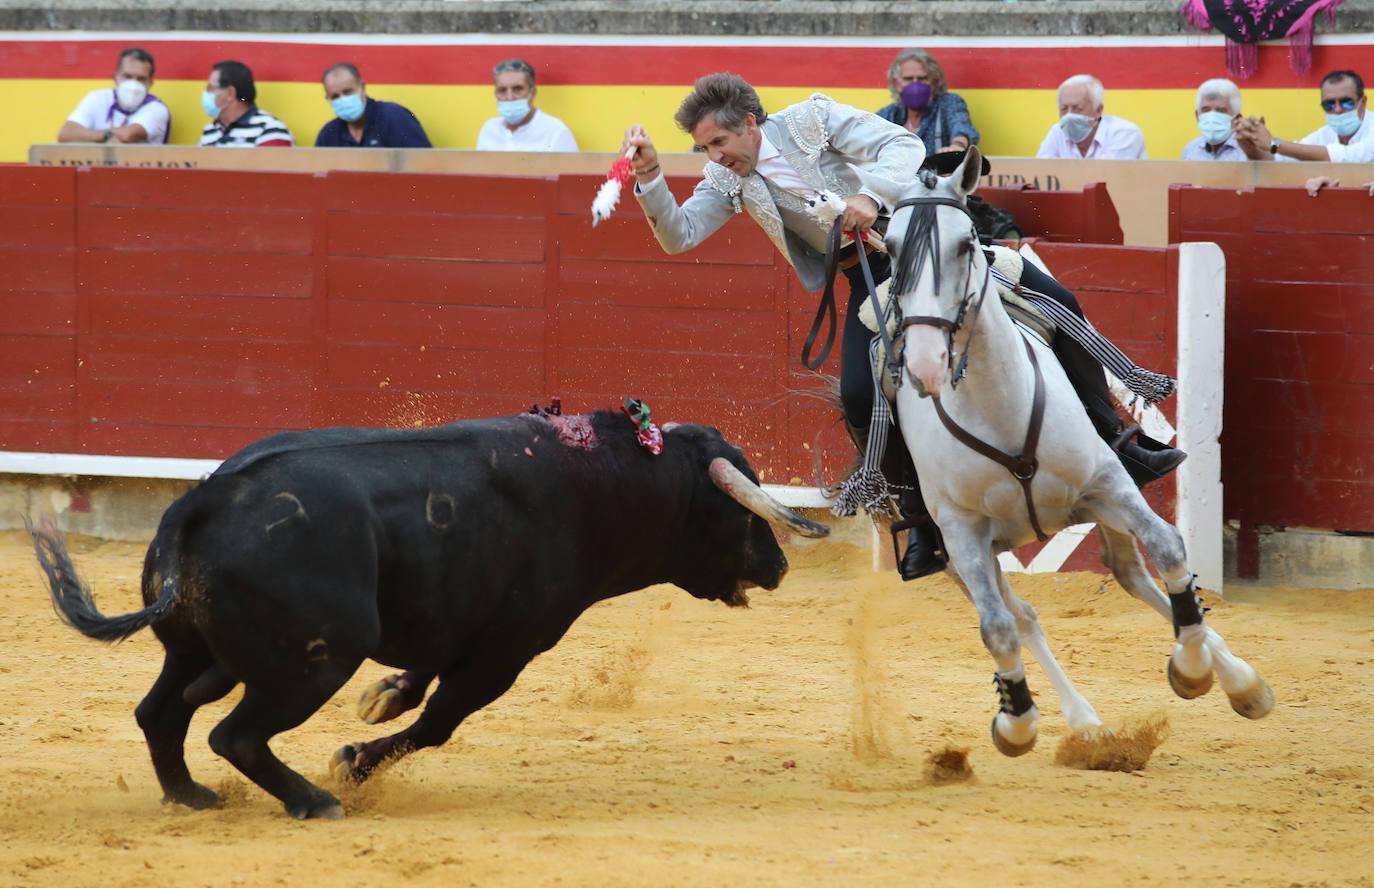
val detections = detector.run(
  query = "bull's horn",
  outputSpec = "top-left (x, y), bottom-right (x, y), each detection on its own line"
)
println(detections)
top-left (708, 457), bottom-right (830, 538)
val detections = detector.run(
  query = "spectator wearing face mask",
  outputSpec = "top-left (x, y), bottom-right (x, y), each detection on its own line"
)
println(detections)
top-left (1182, 78), bottom-right (1246, 160)
top-left (875, 48), bottom-right (979, 156)
top-left (1036, 74), bottom-right (1146, 159)
top-left (475, 58), bottom-right (578, 152)
top-left (58, 47), bottom-right (170, 145)
top-left (314, 63), bottom-right (431, 148)
top-left (198, 60), bottom-right (293, 148)
top-left (1235, 69), bottom-right (1373, 163)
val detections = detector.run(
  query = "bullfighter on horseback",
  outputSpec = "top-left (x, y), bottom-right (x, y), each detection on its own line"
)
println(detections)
top-left (621, 73), bottom-right (1184, 581)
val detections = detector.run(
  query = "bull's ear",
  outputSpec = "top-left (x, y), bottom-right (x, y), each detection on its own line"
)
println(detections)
top-left (956, 145), bottom-right (983, 199)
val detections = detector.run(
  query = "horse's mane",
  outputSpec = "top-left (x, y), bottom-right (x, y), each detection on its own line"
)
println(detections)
top-left (888, 170), bottom-right (951, 299)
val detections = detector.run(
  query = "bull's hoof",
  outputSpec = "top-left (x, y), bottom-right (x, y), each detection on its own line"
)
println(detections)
top-left (1167, 656), bottom-right (1214, 700)
top-left (331, 744), bottom-right (365, 784)
top-left (990, 714), bottom-right (1037, 758)
top-left (161, 781), bottom-right (221, 810)
top-left (357, 675), bottom-right (408, 725)
top-left (1226, 677), bottom-right (1275, 720)
top-left (286, 796), bottom-right (346, 821)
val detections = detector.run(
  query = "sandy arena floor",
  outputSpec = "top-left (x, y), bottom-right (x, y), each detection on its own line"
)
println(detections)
top-left (1, 529), bottom-right (1370, 887)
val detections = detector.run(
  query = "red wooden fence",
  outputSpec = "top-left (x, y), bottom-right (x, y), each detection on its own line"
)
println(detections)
top-left (1168, 185), bottom-right (1374, 575)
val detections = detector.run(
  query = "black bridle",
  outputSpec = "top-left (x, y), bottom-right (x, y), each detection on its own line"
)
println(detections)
top-left (890, 194), bottom-right (1050, 542)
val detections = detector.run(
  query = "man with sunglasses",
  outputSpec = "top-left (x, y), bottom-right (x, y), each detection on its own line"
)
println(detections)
top-left (1237, 69), bottom-right (1372, 162)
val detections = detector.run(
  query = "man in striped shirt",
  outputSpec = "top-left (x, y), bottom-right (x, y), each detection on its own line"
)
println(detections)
top-left (198, 60), bottom-right (294, 148)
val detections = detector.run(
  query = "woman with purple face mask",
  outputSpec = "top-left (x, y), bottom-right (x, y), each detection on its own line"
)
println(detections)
top-left (876, 48), bottom-right (980, 155)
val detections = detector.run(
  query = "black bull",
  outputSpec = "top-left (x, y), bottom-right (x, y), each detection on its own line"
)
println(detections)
top-left (29, 410), bottom-right (828, 820)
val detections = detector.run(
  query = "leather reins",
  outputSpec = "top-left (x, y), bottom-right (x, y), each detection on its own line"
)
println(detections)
top-left (894, 194), bottom-right (1050, 542)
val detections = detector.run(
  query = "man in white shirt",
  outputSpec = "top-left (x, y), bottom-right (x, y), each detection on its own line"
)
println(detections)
top-left (58, 47), bottom-right (170, 145)
top-left (1181, 78), bottom-right (1247, 161)
top-left (1236, 69), bottom-right (1373, 163)
top-left (1036, 74), bottom-right (1147, 160)
top-left (475, 59), bottom-right (578, 152)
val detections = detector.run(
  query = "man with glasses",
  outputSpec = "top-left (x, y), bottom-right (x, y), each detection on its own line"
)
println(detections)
top-left (1237, 69), bottom-right (1372, 162)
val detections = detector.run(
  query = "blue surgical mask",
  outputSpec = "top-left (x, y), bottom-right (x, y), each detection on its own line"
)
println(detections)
top-left (331, 93), bottom-right (365, 122)
top-left (1326, 109), bottom-right (1362, 138)
top-left (1059, 112), bottom-right (1097, 143)
top-left (497, 98), bottom-right (530, 125)
top-left (1197, 110), bottom-right (1234, 146)
top-left (201, 90), bottom-right (221, 119)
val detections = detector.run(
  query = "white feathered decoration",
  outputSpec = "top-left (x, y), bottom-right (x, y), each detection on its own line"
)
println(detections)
top-left (591, 146), bottom-right (637, 226)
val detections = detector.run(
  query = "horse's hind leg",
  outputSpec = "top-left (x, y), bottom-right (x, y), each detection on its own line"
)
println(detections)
top-left (1092, 497), bottom-right (1273, 719)
top-left (995, 566), bottom-right (1101, 731)
top-left (135, 649), bottom-right (225, 810)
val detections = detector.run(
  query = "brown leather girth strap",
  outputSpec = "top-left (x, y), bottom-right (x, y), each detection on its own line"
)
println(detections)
top-left (929, 336), bottom-right (1050, 541)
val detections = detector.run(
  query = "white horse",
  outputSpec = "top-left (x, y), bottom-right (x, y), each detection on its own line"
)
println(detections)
top-left (856, 147), bottom-right (1272, 756)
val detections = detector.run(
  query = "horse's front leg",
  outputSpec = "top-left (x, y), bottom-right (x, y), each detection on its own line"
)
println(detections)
top-left (942, 519), bottom-right (1040, 757)
top-left (994, 566), bottom-right (1101, 732)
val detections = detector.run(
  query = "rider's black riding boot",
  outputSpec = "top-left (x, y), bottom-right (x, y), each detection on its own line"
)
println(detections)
top-left (1019, 262), bottom-right (1186, 487)
top-left (890, 443), bottom-right (946, 581)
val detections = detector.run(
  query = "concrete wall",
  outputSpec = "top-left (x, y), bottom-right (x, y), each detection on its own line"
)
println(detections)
top-left (7, 1), bottom-right (1373, 37)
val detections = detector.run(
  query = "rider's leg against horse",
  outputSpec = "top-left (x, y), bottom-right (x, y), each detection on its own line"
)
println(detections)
top-left (1017, 263), bottom-right (1186, 485)
top-left (840, 255), bottom-right (945, 580)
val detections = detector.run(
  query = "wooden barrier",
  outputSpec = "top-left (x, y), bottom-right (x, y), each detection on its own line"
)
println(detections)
top-left (30, 145), bottom-right (1373, 246)
top-left (0, 163), bottom-right (1200, 578)
top-left (1169, 184), bottom-right (1374, 576)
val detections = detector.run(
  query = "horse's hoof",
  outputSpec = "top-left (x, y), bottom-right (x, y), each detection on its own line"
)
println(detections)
top-left (287, 798), bottom-right (346, 820)
top-left (357, 675), bottom-right (408, 724)
top-left (1168, 655), bottom-right (1214, 700)
top-left (161, 782), bottom-right (221, 810)
top-left (1227, 677), bottom-right (1275, 720)
top-left (990, 714), bottom-right (1037, 757)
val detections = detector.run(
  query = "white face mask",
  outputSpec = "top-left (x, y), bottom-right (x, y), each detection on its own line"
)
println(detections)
top-left (1059, 112), bottom-right (1097, 143)
top-left (115, 79), bottom-right (148, 113)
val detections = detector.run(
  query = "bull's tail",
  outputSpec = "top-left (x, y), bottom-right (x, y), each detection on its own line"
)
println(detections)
top-left (26, 516), bottom-right (179, 644)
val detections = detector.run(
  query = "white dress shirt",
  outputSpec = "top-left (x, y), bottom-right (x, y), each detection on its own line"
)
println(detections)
top-left (1288, 112), bottom-right (1374, 163)
top-left (475, 109), bottom-right (578, 151)
top-left (1036, 114), bottom-right (1147, 160)
top-left (67, 87), bottom-right (170, 144)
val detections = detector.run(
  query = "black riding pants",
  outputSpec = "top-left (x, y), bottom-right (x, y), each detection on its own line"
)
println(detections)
top-left (1017, 261), bottom-right (1124, 443)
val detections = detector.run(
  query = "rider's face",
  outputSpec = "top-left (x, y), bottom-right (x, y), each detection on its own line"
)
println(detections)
top-left (691, 112), bottom-right (762, 176)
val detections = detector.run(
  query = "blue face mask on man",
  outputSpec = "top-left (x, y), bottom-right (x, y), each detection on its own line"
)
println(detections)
top-left (1197, 110), bottom-right (1235, 146)
top-left (331, 93), bottom-right (365, 123)
top-left (498, 99), bottom-right (530, 126)
top-left (201, 90), bottom-right (221, 119)
top-left (1326, 109), bottom-right (1362, 138)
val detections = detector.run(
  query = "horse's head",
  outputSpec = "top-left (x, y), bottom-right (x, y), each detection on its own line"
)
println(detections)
top-left (854, 147), bottom-right (988, 399)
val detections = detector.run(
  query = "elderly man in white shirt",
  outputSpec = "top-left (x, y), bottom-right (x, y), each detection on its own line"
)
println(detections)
top-left (58, 47), bottom-right (170, 145)
top-left (475, 58), bottom-right (578, 152)
top-left (1181, 78), bottom-right (1247, 161)
top-left (1036, 74), bottom-right (1147, 160)
top-left (1237, 69), bottom-right (1373, 163)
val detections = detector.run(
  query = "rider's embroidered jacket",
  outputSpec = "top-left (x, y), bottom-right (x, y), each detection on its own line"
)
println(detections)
top-left (634, 93), bottom-right (926, 293)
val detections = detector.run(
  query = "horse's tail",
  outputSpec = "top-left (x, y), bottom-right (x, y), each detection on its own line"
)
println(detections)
top-left (26, 515), bottom-right (181, 644)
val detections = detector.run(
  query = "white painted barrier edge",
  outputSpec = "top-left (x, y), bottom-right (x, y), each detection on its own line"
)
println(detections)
top-left (0, 450), bottom-right (832, 506)
top-left (1175, 242), bottom-right (1226, 593)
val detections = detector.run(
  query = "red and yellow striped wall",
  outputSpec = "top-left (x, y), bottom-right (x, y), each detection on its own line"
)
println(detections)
top-left (8, 33), bottom-right (1374, 162)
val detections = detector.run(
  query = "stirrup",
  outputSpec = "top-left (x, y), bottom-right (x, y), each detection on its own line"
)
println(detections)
top-left (888, 516), bottom-right (920, 566)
